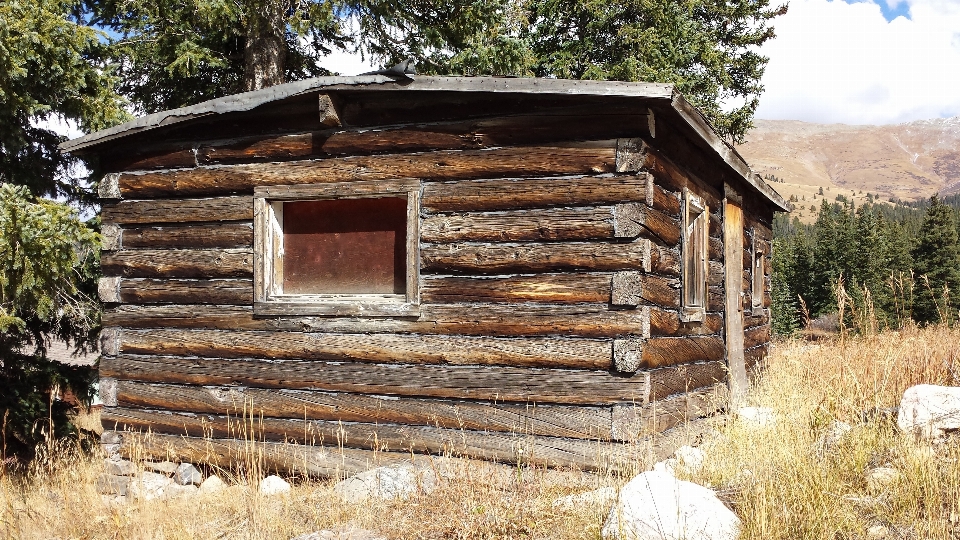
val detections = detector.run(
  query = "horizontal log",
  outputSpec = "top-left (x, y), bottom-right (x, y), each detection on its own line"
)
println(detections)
top-left (101, 407), bottom-right (618, 470)
top-left (745, 344), bottom-right (769, 370)
top-left (112, 380), bottom-right (611, 440)
top-left (421, 240), bottom-right (679, 275)
top-left (651, 183), bottom-right (682, 217)
top-left (610, 272), bottom-right (680, 309)
top-left (743, 311), bottom-right (770, 328)
top-left (611, 384), bottom-right (724, 441)
top-left (744, 325), bottom-right (771, 350)
top-left (115, 144), bottom-right (619, 198)
top-left (420, 273), bottom-right (611, 304)
top-left (109, 430), bottom-right (398, 478)
top-left (116, 328), bottom-right (613, 370)
top-left (101, 354), bottom-right (649, 405)
top-left (118, 279), bottom-right (251, 304)
top-left (649, 361), bottom-right (726, 402)
top-left (101, 196), bottom-right (251, 225)
top-left (641, 336), bottom-right (725, 369)
top-left (421, 175), bottom-right (648, 213)
top-left (420, 204), bottom-right (676, 243)
top-left (102, 303), bottom-right (718, 338)
top-left (101, 249), bottom-right (253, 278)
top-left (120, 223), bottom-right (254, 249)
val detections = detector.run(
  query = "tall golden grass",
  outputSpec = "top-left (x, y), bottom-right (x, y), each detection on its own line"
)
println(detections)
top-left (2, 325), bottom-right (959, 539)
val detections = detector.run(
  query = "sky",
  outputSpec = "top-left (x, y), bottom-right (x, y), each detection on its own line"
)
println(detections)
top-left (754, 0), bottom-right (960, 125)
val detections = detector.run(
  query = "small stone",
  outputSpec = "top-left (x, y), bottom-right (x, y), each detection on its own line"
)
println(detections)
top-left (173, 463), bottom-right (203, 486)
top-left (291, 529), bottom-right (387, 540)
top-left (332, 464), bottom-right (436, 503)
top-left (104, 458), bottom-right (137, 476)
top-left (199, 475), bottom-right (227, 494)
top-left (101, 432), bottom-right (122, 458)
top-left (162, 483), bottom-right (199, 500)
top-left (144, 461), bottom-right (178, 475)
top-left (129, 471), bottom-right (174, 501)
top-left (736, 407), bottom-right (777, 427)
top-left (96, 474), bottom-right (130, 496)
top-left (866, 524), bottom-right (889, 539)
top-left (865, 467), bottom-right (901, 491)
top-left (259, 475), bottom-right (291, 496)
top-left (552, 486), bottom-right (618, 510)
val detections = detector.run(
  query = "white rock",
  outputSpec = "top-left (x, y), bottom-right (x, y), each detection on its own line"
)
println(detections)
top-left (332, 464), bottom-right (436, 503)
top-left (199, 475), bottom-right (227, 494)
top-left (601, 471), bottom-right (740, 540)
top-left (736, 407), bottom-right (777, 427)
top-left (259, 475), bottom-right (291, 496)
top-left (162, 483), bottom-right (199, 500)
top-left (865, 467), bottom-right (901, 491)
top-left (104, 458), bottom-right (137, 476)
top-left (144, 461), bottom-right (178, 475)
top-left (897, 384), bottom-right (960, 439)
top-left (552, 486), bottom-right (618, 510)
top-left (129, 471), bottom-right (174, 501)
top-left (651, 459), bottom-right (677, 476)
top-left (674, 445), bottom-right (705, 474)
top-left (174, 463), bottom-right (203, 486)
top-left (866, 524), bottom-right (889, 539)
top-left (96, 474), bottom-right (131, 496)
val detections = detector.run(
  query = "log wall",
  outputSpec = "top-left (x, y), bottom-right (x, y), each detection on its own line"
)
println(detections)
top-left (93, 91), bottom-right (773, 472)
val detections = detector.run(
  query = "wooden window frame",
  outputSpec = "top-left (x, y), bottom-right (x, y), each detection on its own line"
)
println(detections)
top-left (253, 179), bottom-right (420, 317)
top-left (681, 188), bottom-right (708, 322)
top-left (751, 231), bottom-right (765, 315)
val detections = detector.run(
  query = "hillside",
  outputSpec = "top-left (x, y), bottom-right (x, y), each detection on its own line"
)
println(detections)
top-left (736, 117), bottom-right (960, 220)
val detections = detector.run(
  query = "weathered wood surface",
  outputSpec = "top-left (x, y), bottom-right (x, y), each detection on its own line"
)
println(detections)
top-left (101, 354), bottom-right (649, 404)
top-left (724, 197), bottom-right (747, 404)
top-left (112, 380), bottom-right (611, 440)
top-left (611, 384), bottom-right (723, 441)
top-left (421, 240), bottom-right (679, 275)
top-left (420, 204), bottom-right (678, 244)
top-left (119, 223), bottom-right (254, 250)
top-left (745, 344), bottom-right (769, 370)
top-left (101, 249), bottom-right (253, 278)
top-left (115, 328), bottom-right (613, 370)
top-left (109, 430), bottom-right (401, 478)
top-left (420, 274), bottom-right (611, 304)
top-left (421, 175), bottom-right (648, 213)
top-left (117, 279), bottom-right (251, 304)
top-left (101, 407), bottom-right (619, 470)
top-left (101, 196), bottom-right (251, 224)
top-left (641, 336), bottom-right (725, 369)
top-left (114, 145), bottom-right (619, 198)
top-left (744, 325), bottom-right (771, 350)
top-left (610, 272), bottom-right (680, 308)
top-left (102, 303), bottom-right (721, 337)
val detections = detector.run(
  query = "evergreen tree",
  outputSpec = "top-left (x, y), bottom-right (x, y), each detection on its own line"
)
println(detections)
top-left (911, 195), bottom-right (960, 324)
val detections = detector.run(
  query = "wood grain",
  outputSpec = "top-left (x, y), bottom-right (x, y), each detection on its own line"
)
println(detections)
top-left (420, 273), bottom-right (611, 304)
top-left (101, 249), bottom-right (253, 278)
top-left (121, 223), bottom-right (254, 249)
top-left (102, 196), bottom-right (251, 224)
top-left (118, 278), bottom-right (251, 305)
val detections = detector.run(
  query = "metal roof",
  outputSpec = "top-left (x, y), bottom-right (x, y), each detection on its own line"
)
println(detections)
top-left (61, 75), bottom-right (789, 211)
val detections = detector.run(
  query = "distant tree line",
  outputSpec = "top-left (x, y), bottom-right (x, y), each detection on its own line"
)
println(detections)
top-left (772, 195), bottom-right (960, 335)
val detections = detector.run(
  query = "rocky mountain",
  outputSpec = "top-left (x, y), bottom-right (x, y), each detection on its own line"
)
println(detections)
top-left (735, 117), bottom-right (960, 218)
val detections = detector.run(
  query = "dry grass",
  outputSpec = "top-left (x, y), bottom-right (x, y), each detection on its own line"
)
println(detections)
top-left (3, 325), bottom-right (960, 539)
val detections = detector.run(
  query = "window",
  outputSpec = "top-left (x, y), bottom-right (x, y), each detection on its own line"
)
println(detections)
top-left (681, 188), bottom-right (708, 322)
top-left (752, 233), bottom-right (765, 314)
top-left (254, 179), bottom-right (420, 316)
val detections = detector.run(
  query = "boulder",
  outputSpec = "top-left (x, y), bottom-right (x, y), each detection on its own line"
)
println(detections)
top-left (333, 464), bottom-right (436, 503)
top-left (199, 475), bottom-right (227, 494)
top-left (865, 467), bottom-right (900, 491)
top-left (259, 475), bottom-right (291, 496)
top-left (552, 486), bottom-right (617, 510)
top-left (174, 463), bottom-right (203, 486)
top-left (162, 483), bottom-right (199, 500)
top-left (601, 471), bottom-right (740, 540)
top-left (104, 458), bottom-right (137, 477)
top-left (291, 529), bottom-right (387, 540)
top-left (735, 407), bottom-right (777, 428)
top-left (145, 461), bottom-right (179, 475)
top-left (96, 474), bottom-right (131, 496)
top-left (651, 445), bottom-right (705, 477)
top-left (101, 432), bottom-right (122, 458)
top-left (897, 384), bottom-right (960, 439)
top-left (129, 471), bottom-right (174, 501)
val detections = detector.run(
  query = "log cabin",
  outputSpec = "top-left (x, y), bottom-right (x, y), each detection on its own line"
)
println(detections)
top-left (62, 75), bottom-right (789, 476)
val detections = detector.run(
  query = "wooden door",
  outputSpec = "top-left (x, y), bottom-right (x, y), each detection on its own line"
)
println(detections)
top-left (724, 192), bottom-right (748, 404)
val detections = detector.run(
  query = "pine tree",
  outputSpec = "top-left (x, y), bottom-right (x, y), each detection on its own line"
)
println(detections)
top-left (911, 195), bottom-right (960, 324)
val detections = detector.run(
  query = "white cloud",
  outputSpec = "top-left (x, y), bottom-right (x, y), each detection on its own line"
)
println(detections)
top-left (755, 0), bottom-right (960, 124)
